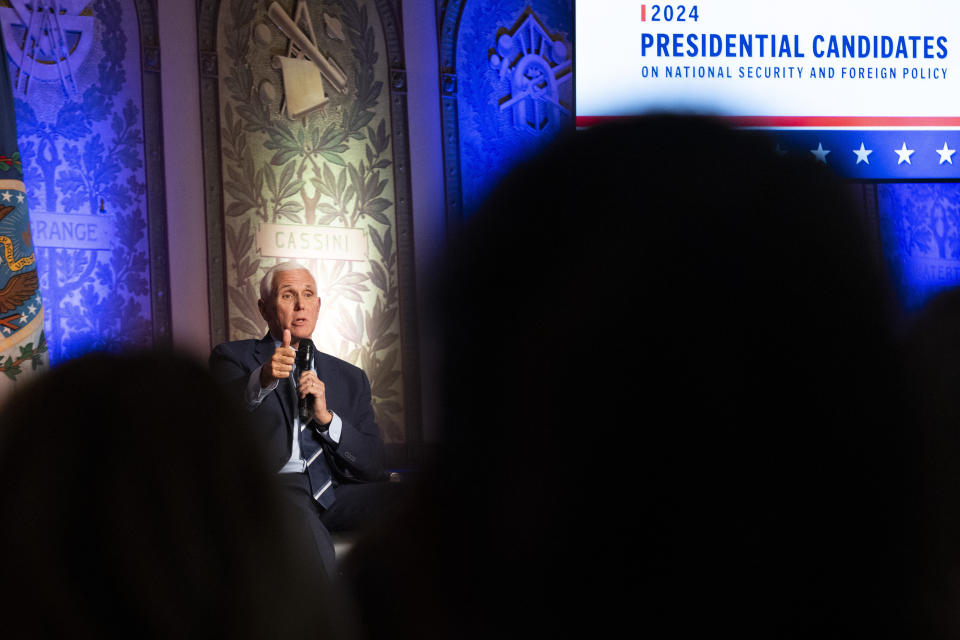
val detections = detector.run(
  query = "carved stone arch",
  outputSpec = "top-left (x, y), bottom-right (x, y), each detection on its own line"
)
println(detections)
top-left (437, 0), bottom-right (466, 234)
top-left (371, 0), bottom-right (423, 465)
top-left (197, 0), bottom-right (421, 466)
top-left (437, 0), bottom-right (573, 228)
top-left (134, 0), bottom-right (172, 346)
top-left (4, 0), bottom-right (171, 361)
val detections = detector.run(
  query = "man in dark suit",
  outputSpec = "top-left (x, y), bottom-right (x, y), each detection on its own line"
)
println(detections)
top-left (210, 261), bottom-right (385, 575)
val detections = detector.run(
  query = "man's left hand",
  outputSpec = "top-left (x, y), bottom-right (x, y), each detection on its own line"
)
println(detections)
top-left (299, 369), bottom-right (333, 426)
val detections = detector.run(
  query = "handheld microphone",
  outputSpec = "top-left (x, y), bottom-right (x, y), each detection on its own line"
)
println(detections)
top-left (295, 338), bottom-right (315, 424)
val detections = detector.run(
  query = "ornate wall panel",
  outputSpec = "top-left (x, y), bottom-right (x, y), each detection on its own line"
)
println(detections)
top-left (877, 183), bottom-right (960, 310)
top-left (199, 0), bottom-right (420, 456)
top-left (438, 0), bottom-right (572, 226)
top-left (3, 0), bottom-right (169, 362)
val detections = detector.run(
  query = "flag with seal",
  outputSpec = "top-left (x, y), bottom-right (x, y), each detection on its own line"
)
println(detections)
top-left (0, 20), bottom-right (46, 399)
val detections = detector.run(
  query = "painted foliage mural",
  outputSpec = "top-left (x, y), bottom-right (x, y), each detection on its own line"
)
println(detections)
top-left (878, 183), bottom-right (960, 310)
top-left (217, 0), bottom-right (405, 442)
top-left (3, 0), bottom-right (153, 362)
top-left (455, 0), bottom-right (572, 218)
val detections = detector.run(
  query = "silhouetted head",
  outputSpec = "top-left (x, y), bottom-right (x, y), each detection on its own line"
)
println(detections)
top-left (900, 286), bottom-right (960, 639)
top-left (0, 349), bottom-right (347, 638)
top-left (411, 115), bottom-right (910, 637)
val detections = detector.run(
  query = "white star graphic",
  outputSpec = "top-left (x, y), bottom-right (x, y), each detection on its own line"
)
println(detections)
top-left (0, 191), bottom-right (10, 202)
top-left (853, 143), bottom-right (873, 165)
top-left (894, 142), bottom-right (915, 165)
top-left (810, 143), bottom-right (830, 163)
top-left (27, 304), bottom-right (36, 316)
top-left (936, 142), bottom-right (956, 165)
top-left (18, 315), bottom-right (28, 325)
top-left (15, 193), bottom-right (23, 204)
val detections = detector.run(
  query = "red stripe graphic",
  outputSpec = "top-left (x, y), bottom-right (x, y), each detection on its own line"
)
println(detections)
top-left (577, 115), bottom-right (960, 128)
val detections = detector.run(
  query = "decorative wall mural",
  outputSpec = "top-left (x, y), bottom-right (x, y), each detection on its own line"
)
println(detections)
top-left (489, 11), bottom-right (570, 134)
top-left (1, 0), bottom-right (94, 96)
top-left (213, 0), bottom-right (411, 444)
top-left (440, 0), bottom-right (572, 222)
top-left (2, 0), bottom-right (167, 362)
top-left (877, 183), bottom-right (960, 309)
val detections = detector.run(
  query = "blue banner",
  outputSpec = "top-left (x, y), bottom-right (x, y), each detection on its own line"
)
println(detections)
top-left (769, 129), bottom-right (958, 180)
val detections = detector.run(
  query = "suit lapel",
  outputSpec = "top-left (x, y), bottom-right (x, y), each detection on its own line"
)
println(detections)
top-left (314, 352), bottom-right (341, 410)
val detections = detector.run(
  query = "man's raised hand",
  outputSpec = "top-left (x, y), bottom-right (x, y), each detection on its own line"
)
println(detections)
top-left (260, 329), bottom-right (296, 388)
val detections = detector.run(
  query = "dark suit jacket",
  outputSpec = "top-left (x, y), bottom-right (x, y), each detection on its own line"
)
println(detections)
top-left (210, 335), bottom-right (385, 483)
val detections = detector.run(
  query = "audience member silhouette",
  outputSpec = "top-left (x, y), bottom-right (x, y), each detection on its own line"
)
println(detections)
top-left (900, 287), bottom-right (960, 640)
top-left (0, 350), bottom-right (354, 639)
top-left (342, 115), bottom-right (923, 638)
